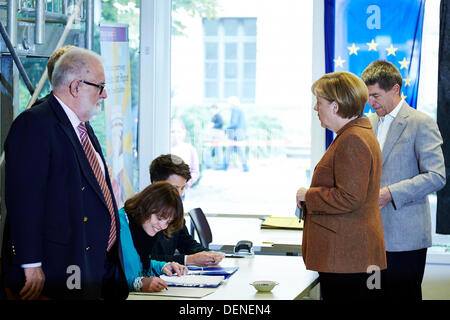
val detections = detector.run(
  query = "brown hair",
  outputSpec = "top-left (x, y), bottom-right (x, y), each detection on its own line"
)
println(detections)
top-left (361, 60), bottom-right (403, 93)
top-left (124, 181), bottom-right (184, 236)
top-left (311, 71), bottom-right (369, 118)
top-left (149, 154), bottom-right (191, 183)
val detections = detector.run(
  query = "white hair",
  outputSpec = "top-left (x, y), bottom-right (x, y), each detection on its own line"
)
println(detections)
top-left (52, 47), bottom-right (103, 90)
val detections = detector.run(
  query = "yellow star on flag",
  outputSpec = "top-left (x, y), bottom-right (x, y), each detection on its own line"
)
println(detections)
top-left (366, 39), bottom-right (378, 51)
top-left (386, 44), bottom-right (398, 56)
top-left (364, 109), bottom-right (376, 117)
top-left (347, 43), bottom-right (360, 55)
top-left (401, 92), bottom-right (407, 100)
top-left (334, 56), bottom-right (345, 68)
top-left (403, 77), bottom-right (411, 87)
top-left (398, 57), bottom-right (410, 70)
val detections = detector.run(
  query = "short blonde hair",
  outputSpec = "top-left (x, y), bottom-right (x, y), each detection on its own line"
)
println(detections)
top-left (311, 71), bottom-right (369, 119)
top-left (47, 45), bottom-right (76, 83)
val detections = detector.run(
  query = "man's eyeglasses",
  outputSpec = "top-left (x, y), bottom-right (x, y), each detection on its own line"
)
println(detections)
top-left (79, 80), bottom-right (105, 95)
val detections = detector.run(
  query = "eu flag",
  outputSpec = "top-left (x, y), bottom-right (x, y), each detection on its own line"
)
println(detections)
top-left (324, 0), bottom-right (425, 146)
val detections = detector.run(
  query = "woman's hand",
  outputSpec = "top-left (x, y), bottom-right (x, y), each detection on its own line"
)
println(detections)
top-left (141, 276), bottom-right (168, 292)
top-left (296, 187), bottom-right (308, 206)
top-left (162, 262), bottom-right (188, 276)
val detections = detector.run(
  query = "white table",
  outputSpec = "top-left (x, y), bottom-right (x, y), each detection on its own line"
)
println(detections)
top-left (128, 255), bottom-right (318, 300)
top-left (199, 216), bottom-right (303, 255)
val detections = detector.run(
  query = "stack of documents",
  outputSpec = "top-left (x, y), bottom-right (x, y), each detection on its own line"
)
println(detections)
top-left (187, 266), bottom-right (238, 279)
top-left (261, 216), bottom-right (304, 230)
top-left (160, 274), bottom-right (225, 288)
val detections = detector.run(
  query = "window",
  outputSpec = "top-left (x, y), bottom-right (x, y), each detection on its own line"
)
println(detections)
top-left (203, 18), bottom-right (257, 103)
top-left (171, 0), bottom-right (313, 217)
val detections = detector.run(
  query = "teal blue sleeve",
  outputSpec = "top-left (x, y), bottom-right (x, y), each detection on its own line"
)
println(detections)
top-left (119, 207), bottom-right (146, 291)
top-left (119, 207), bottom-right (171, 290)
top-left (150, 260), bottom-right (168, 276)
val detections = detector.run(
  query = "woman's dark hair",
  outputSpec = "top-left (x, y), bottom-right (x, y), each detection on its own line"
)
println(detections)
top-left (124, 181), bottom-right (184, 236)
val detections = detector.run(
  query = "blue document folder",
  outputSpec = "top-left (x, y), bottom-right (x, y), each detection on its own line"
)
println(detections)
top-left (160, 274), bottom-right (224, 288)
top-left (187, 266), bottom-right (239, 279)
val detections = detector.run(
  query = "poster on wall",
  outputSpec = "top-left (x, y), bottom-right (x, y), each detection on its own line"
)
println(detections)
top-left (99, 23), bottom-right (135, 207)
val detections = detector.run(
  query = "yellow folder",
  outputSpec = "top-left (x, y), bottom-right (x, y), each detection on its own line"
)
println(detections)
top-left (261, 217), bottom-right (304, 230)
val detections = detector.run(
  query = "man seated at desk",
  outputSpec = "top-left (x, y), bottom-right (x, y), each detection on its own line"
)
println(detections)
top-left (149, 154), bottom-right (225, 266)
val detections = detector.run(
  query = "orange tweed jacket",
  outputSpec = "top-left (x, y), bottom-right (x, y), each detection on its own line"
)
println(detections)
top-left (302, 117), bottom-right (387, 273)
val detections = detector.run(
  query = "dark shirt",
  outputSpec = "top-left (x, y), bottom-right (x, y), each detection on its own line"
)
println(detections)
top-left (127, 214), bottom-right (206, 266)
top-left (152, 220), bottom-right (207, 264)
top-left (127, 212), bottom-right (154, 273)
top-left (212, 113), bottom-right (224, 129)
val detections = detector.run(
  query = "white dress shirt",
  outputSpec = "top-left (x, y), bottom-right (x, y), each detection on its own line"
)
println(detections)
top-left (54, 95), bottom-right (105, 175)
top-left (376, 100), bottom-right (403, 150)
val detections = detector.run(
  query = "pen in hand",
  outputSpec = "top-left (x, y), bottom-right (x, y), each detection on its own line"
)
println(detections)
top-left (152, 267), bottom-right (168, 291)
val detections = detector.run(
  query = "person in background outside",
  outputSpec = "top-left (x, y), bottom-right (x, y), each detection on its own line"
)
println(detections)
top-left (205, 104), bottom-right (225, 170)
top-left (224, 96), bottom-right (249, 172)
top-left (171, 118), bottom-right (200, 196)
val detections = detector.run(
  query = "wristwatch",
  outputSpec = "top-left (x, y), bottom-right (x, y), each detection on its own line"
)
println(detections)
top-left (133, 276), bottom-right (144, 292)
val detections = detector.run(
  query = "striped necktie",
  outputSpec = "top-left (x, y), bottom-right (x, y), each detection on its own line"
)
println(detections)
top-left (77, 122), bottom-right (116, 251)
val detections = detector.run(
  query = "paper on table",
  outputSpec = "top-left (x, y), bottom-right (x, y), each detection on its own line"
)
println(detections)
top-left (130, 287), bottom-right (216, 298)
top-left (160, 274), bottom-right (225, 288)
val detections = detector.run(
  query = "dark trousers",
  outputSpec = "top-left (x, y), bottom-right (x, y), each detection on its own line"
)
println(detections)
top-left (101, 242), bottom-right (128, 300)
top-left (383, 248), bottom-right (427, 300)
top-left (319, 271), bottom-right (383, 300)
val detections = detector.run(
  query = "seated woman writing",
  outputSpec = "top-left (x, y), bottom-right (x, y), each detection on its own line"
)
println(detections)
top-left (119, 181), bottom-right (188, 292)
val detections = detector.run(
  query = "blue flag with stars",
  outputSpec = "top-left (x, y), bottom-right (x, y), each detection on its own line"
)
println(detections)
top-left (324, 0), bottom-right (425, 147)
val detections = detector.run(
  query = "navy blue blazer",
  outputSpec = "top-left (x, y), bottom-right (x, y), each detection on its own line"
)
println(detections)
top-left (2, 94), bottom-right (128, 299)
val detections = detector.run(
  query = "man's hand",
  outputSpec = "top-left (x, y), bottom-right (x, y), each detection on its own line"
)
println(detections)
top-left (186, 251), bottom-right (225, 266)
top-left (379, 186), bottom-right (393, 210)
top-left (20, 266), bottom-right (45, 300)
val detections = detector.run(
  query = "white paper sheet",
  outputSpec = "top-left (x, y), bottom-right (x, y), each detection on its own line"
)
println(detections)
top-left (130, 287), bottom-right (216, 298)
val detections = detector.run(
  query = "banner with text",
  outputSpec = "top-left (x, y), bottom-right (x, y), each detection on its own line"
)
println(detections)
top-left (100, 23), bottom-right (135, 207)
